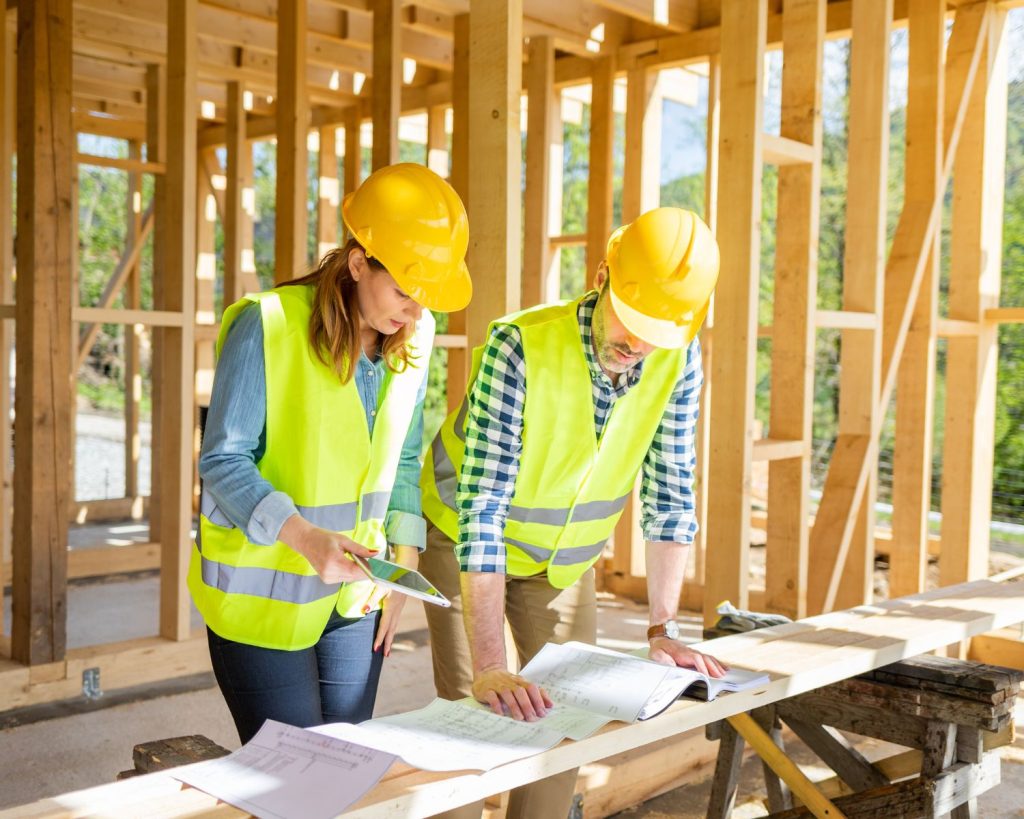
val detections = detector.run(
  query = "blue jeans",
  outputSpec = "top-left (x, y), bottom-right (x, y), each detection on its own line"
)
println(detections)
top-left (207, 610), bottom-right (384, 744)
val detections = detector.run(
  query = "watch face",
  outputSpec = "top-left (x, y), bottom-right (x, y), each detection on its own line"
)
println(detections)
top-left (665, 620), bottom-right (680, 640)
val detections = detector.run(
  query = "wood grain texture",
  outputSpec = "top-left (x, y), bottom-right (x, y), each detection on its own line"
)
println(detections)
top-left (275, 0), bottom-right (309, 282)
top-left (371, 0), bottom-right (400, 170)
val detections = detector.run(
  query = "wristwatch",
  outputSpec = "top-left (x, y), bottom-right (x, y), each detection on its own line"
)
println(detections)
top-left (647, 620), bottom-right (680, 641)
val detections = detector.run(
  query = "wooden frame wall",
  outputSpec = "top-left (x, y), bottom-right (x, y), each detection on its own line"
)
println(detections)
top-left (3, 0), bottom-right (1023, 713)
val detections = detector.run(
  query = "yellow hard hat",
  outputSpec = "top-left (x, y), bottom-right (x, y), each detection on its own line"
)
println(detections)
top-left (605, 207), bottom-right (719, 349)
top-left (342, 163), bottom-right (471, 312)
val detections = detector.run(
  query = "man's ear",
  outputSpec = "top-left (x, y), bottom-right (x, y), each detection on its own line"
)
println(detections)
top-left (348, 246), bottom-right (366, 281)
top-left (593, 262), bottom-right (608, 290)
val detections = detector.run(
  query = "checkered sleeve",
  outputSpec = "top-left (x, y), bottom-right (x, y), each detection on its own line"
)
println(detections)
top-left (639, 336), bottom-right (703, 543)
top-left (454, 324), bottom-right (526, 573)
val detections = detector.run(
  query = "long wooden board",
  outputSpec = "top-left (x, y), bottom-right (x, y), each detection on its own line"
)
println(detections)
top-left (4, 577), bottom-right (1022, 818)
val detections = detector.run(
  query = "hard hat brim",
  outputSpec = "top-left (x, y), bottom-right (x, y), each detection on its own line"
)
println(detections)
top-left (609, 283), bottom-right (690, 349)
top-left (396, 260), bottom-right (473, 313)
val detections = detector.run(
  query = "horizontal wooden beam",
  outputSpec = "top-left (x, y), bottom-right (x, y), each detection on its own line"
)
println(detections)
top-left (983, 306), bottom-right (1024, 322)
top-left (76, 153), bottom-right (165, 175)
top-left (2, 543), bottom-right (160, 586)
top-left (73, 307), bottom-right (185, 327)
top-left (550, 233), bottom-right (587, 247)
top-left (816, 309), bottom-right (878, 330)
top-left (752, 438), bottom-right (806, 462)
top-left (936, 318), bottom-right (981, 337)
top-left (434, 333), bottom-right (468, 349)
top-left (762, 133), bottom-right (816, 166)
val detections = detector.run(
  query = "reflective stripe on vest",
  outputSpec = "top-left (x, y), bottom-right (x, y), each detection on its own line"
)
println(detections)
top-left (421, 296), bottom-right (683, 589)
top-left (189, 285), bottom-right (433, 649)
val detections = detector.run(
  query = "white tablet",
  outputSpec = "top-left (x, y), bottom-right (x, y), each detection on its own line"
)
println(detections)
top-left (353, 554), bottom-right (452, 607)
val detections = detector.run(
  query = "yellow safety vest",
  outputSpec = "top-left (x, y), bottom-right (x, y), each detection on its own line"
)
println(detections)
top-left (421, 296), bottom-right (683, 589)
top-left (188, 284), bottom-right (433, 650)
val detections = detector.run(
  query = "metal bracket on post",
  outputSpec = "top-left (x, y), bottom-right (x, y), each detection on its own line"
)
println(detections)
top-left (82, 667), bottom-right (103, 700)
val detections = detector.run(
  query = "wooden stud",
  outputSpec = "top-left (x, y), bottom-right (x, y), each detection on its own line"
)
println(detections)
top-left (446, 13), bottom-right (469, 413)
top-left (833, 0), bottom-right (891, 612)
top-left (146, 63), bottom-right (165, 558)
top-left (275, 0), bottom-right (309, 282)
top-left (890, 0), bottom-right (943, 600)
top-left (622, 66), bottom-right (661, 222)
top-left (0, 20), bottom-right (14, 614)
top-left (12, 0), bottom-right (73, 665)
top-left (223, 80), bottom-right (247, 307)
top-left (425, 104), bottom-right (448, 177)
top-left (156, 0), bottom-right (197, 642)
top-left (317, 125), bottom-right (340, 260)
top-left (940, 9), bottom-right (1007, 588)
top-left (765, 0), bottom-right (824, 621)
top-left (705, 0), bottom-right (765, 622)
top-left (372, 0), bottom-right (401, 170)
top-left (343, 105), bottom-right (362, 201)
top-left (466, 0), bottom-right (522, 351)
top-left (523, 36), bottom-right (561, 307)
top-left (124, 140), bottom-right (144, 505)
top-left (585, 55), bottom-right (614, 291)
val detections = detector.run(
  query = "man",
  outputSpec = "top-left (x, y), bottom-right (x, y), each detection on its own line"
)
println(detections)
top-left (419, 207), bottom-right (724, 819)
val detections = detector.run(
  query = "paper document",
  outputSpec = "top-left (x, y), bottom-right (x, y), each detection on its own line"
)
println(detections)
top-left (173, 720), bottom-right (396, 819)
top-left (315, 697), bottom-right (568, 771)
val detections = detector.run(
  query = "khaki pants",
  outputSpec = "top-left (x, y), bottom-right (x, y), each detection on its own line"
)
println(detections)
top-left (420, 522), bottom-right (597, 819)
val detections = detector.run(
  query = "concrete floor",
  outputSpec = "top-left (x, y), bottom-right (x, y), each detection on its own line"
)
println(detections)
top-left (2, 539), bottom-right (1024, 816)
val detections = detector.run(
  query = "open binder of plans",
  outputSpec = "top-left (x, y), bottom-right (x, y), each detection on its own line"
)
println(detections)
top-left (521, 641), bottom-right (771, 721)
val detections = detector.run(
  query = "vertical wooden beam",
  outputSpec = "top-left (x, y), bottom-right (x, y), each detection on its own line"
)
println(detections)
top-left (146, 63), bottom-right (165, 550)
top-left (940, 8), bottom-right (1006, 587)
top-left (890, 0), bottom-right (943, 599)
top-left (317, 125), bottom-right (340, 259)
top-left (426, 105), bottom-right (448, 177)
top-left (765, 0), bottom-right (824, 620)
top-left (12, 0), bottom-right (73, 664)
top-left (0, 21), bottom-right (15, 599)
top-left (585, 55), bottom-right (615, 291)
top-left (343, 106), bottom-right (362, 202)
top-left (834, 0), bottom-right (891, 611)
top-left (157, 0), bottom-right (197, 641)
top-left (224, 80), bottom-right (247, 307)
top-left (372, 0), bottom-right (401, 170)
top-left (194, 168), bottom-right (216, 512)
top-left (622, 67), bottom-right (661, 222)
top-left (523, 35), bottom-right (561, 307)
top-left (124, 140), bottom-right (144, 506)
top-left (466, 0), bottom-right (521, 350)
top-left (276, 0), bottom-right (308, 282)
top-left (704, 0), bottom-right (765, 623)
top-left (446, 13), bottom-right (470, 413)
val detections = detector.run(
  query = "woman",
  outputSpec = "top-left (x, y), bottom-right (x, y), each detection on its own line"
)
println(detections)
top-left (188, 163), bottom-right (471, 744)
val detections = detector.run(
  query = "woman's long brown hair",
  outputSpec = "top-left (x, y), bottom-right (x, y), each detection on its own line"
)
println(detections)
top-left (282, 237), bottom-right (415, 384)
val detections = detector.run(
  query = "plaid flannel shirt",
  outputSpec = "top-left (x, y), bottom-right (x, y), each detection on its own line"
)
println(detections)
top-left (454, 291), bottom-right (703, 573)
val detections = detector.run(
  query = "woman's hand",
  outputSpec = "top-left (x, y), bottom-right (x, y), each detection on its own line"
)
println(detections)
top-left (372, 545), bottom-right (419, 656)
top-left (278, 514), bottom-right (371, 584)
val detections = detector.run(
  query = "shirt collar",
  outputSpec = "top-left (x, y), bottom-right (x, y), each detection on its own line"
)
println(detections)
top-left (577, 290), bottom-right (644, 391)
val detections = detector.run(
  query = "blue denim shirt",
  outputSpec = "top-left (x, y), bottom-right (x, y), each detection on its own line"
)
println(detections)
top-left (198, 303), bottom-right (429, 550)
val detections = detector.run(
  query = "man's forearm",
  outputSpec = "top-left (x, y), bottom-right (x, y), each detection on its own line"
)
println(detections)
top-left (460, 571), bottom-right (508, 674)
top-left (645, 541), bottom-right (690, 625)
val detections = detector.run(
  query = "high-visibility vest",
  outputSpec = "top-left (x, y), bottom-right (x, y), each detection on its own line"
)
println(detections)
top-left (421, 297), bottom-right (684, 589)
top-left (188, 284), bottom-right (433, 650)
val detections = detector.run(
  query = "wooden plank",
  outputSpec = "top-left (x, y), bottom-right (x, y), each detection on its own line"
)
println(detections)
top-left (371, 0), bottom-right (400, 170)
top-left (317, 125), bottom-right (340, 259)
top-left (195, 167), bottom-right (217, 419)
top-left (765, 0), bottom-right (824, 621)
top-left (983, 306), bottom-right (1024, 322)
top-left (591, 0), bottom-right (698, 32)
top-left (75, 153), bottom-right (165, 174)
top-left (705, 0), bottom-right (765, 623)
top-left (124, 140), bottom-right (144, 501)
top-left (343, 105), bottom-right (362, 201)
top-left (3, 543), bottom-right (162, 586)
top-left (425, 104), bottom-right (448, 177)
top-left (890, 0), bottom-right (944, 601)
top-left (806, 3), bottom-right (990, 614)
top-left (74, 307), bottom-right (185, 327)
top-left (816, 310), bottom-right (877, 330)
top-left (0, 22), bottom-right (14, 607)
top-left (706, 720), bottom-right (745, 819)
top-left (585, 55), bottom-right (614, 291)
top-left (445, 13), bottom-right (469, 414)
top-left (12, 0), bottom-right (73, 666)
top-left (275, 0), bottom-right (309, 282)
top-left (522, 36), bottom-right (561, 307)
top-left (71, 495), bottom-right (149, 524)
top-left (754, 439), bottom-right (806, 463)
top-left (157, 0), bottom-right (198, 643)
top-left (783, 716), bottom-right (890, 793)
top-left (622, 66), bottom-right (661, 222)
top-left (969, 628), bottom-right (1024, 670)
top-left (832, 0), bottom-right (891, 612)
top-left (223, 80), bottom-right (247, 307)
top-left (936, 318), bottom-right (982, 337)
top-left (940, 8), bottom-right (1007, 589)
top-left (466, 0), bottom-right (521, 350)
top-left (762, 133), bottom-right (815, 166)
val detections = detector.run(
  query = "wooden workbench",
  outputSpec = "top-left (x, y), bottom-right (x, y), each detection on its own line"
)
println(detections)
top-left (3, 576), bottom-right (1023, 819)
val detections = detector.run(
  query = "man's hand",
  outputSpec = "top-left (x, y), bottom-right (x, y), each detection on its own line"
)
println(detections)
top-left (649, 637), bottom-right (728, 677)
top-left (471, 667), bottom-right (554, 721)
top-left (372, 546), bottom-right (419, 656)
top-left (279, 514), bottom-right (371, 584)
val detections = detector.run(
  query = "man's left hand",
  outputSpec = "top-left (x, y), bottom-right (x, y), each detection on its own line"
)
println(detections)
top-left (649, 637), bottom-right (728, 677)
